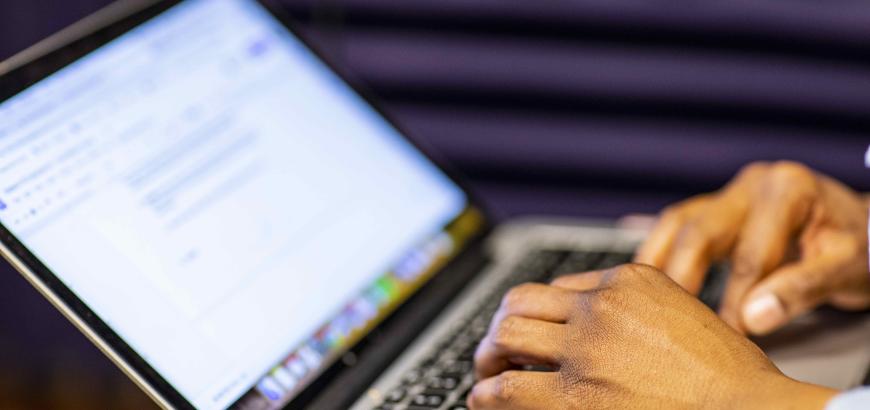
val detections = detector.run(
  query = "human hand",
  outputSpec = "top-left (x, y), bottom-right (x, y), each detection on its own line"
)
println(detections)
top-left (469, 264), bottom-right (838, 410)
top-left (635, 161), bottom-right (870, 335)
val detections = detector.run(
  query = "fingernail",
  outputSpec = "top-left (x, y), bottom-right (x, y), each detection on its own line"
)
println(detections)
top-left (742, 293), bottom-right (786, 335)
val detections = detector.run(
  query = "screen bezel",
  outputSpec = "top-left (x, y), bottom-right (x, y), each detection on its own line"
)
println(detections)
top-left (0, 0), bottom-right (494, 408)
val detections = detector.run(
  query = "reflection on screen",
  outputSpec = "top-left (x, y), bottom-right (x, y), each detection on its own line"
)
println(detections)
top-left (0, 0), bottom-right (471, 408)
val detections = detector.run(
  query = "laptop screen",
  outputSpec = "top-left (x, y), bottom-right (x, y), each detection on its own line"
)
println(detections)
top-left (0, 0), bottom-right (482, 408)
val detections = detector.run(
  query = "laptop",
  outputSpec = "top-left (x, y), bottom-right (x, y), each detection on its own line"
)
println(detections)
top-left (0, 1), bottom-right (866, 409)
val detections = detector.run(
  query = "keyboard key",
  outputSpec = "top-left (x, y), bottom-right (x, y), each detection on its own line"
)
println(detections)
top-left (410, 391), bottom-right (445, 407)
top-left (426, 375), bottom-right (460, 390)
top-left (597, 252), bottom-right (633, 268)
top-left (458, 344), bottom-right (476, 360)
top-left (401, 368), bottom-right (424, 385)
top-left (384, 386), bottom-right (406, 403)
top-left (552, 251), bottom-right (604, 277)
top-left (370, 248), bottom-right (729, 410)
top-left (698, 264), bottom-right (728, 309)
top-left (439, 359), bottom-right (473, 376)
top-left (419, 355), bottom-right (438, 368)
top-left (517, 250), bottom-right (564, 271)
top-left (511, 250), bottom-right (567, 282)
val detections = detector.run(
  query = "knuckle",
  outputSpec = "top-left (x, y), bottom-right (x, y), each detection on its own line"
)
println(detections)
top-left (624, 263), bottom-right (660, 278)
top-left (731, 162), bottom-right (771, 187)
top-left (730, 251), bottom-right (761, 279)
top-left (492, 316), bottom-right (519, 348)
top-left (738, 161), bottom-right (771, 178)
top-left (502, 283), bottom-right (535, 308)
top-left (568, 288), bottom-right (587, 307)
top-left (788, 270), bottom-right (828, 302)
top-left (675, 223), bottom-right (707, 246)
top-left (611, 263), bottom-right (659, 284)
top-left (789, 278), bottom-right (817, 302)
top-left (492, 371), bottom-right (522, 402)
top-left (769, 161), bottom-right (814, 185)
top-left (730, 264), bottom-right (755, 280)
top-left (469, 382), bottom-right (494, 407)
top-left (585, 288), bottom-right (617, 313)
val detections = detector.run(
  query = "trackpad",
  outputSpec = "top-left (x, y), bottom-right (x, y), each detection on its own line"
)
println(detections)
top-left (755, 309), bottom-right (870, 390)
top-left (700, 266), bottom-right (869, 390)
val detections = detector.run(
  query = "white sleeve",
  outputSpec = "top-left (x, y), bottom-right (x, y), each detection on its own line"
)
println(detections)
top-left (826, 388), bottom-right (870, 410)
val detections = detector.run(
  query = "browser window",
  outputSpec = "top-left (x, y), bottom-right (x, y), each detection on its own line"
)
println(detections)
top-left (0, 0), bottom-right (472, 408)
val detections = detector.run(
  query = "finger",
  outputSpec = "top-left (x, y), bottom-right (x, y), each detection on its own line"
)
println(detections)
top-left (635, 206), bottom-right (686, 268)
top-left (641, 164), bottom-right (765, 291)
top-left (474, 316), bottom-right (564, 380)
top-left (469, 371), bottom-right (561, 410)
top-left (720, 168), bottom-right (815, 331)
top-left (662, 196), bottom-right (747, 295)
top-left (551, 270), bottom-right (605, 291)
top-left (662, 224), bottom-right (715, 295)
top-left (741, 249), bottom-right (848, 335)
top-left (494, 283), bottom-right (579, 325)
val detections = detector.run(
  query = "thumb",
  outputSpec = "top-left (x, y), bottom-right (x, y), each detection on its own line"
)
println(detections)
top-left (739, 257), bottom-right (838, 336)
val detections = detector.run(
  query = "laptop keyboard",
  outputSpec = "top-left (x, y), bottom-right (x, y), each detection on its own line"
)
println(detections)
top-left (372, 249), bottom-right (727, 410)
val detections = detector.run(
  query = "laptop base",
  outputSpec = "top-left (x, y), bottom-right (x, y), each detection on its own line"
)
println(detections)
top-left (350, 217), bottom-right (870, 410)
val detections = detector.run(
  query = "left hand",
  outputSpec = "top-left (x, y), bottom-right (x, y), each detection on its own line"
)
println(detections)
top-left (469, 264), bottom-right (837, 410)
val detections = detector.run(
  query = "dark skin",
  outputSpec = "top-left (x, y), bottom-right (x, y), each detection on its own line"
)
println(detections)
top-left (636, 161), bottom-right (870, 335)
top-left (470, 264), bottom-right (838, 409)
top-left (470, 162), bottom-right (869, 409)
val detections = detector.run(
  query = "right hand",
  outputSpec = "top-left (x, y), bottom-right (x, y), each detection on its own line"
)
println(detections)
top-left (635, 161), bottom-right (870, 335)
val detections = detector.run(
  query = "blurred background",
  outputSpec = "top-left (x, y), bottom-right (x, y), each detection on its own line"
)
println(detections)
top-left (1, 0), bottom-right (869, 408)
